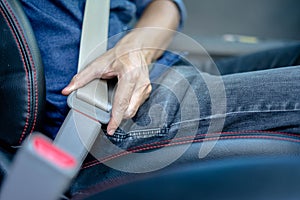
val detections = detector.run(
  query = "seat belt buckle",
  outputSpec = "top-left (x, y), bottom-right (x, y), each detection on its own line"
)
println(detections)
top-left (0, 134), bottom-right (78, 200)
top-left (67, 90), bottom-right (111, 125)
top-left (66, 77), bottom-right (116, 125)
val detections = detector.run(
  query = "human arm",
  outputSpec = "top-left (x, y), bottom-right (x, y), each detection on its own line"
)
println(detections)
top-left (62, 0), bottom-right (180, 135)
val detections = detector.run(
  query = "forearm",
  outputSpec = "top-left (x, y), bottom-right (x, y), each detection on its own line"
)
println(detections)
top-left (116, 0), bottom-right (180, 64)
top-left (63, 1), bottom-right (181, 134)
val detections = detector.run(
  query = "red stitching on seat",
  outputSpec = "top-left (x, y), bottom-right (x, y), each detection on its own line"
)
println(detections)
top-left (0, 3), bottom-right (31, 143)
top-left (83, 130), bottom-right (300, 167)
top-left (73, 134), bottom-right (300, 199)
top-left (125, 130), bottom-right (300, 152)
top-left (2, 0), bottom-right (39, 144)
top-left (82, 132), bottom-right (300, 169)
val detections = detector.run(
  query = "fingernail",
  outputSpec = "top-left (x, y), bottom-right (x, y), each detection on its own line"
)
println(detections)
top-left (62, 88), bottom-right (68, 95)
top-left (108, 129), bottom-right (115, 136)
top-left (68, 83), bottom-right (76, 91)
top-left (64, 84), bottom-right (76, 93)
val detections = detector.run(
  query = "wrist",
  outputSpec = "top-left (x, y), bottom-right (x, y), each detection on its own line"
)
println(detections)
top-left (116, 29), bottom-right (161, 65)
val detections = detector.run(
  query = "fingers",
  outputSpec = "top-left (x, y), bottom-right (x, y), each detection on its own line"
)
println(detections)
top-left (61, 47), bottom-right (152, 136)
top-left (61, 70), bottom-right (95, 95)
top-left (107, 52), bottom-right (152, 135)
top-left (124, 80), bottom-right (152, 119)
top-left (62, 51), bottom-right (112, 96)
top-left (123, 50), bottom-right (151, 119)
top-left (107, 74), bottom-right (136, 135)
top-left (107, 76), bottom-right (152, 135)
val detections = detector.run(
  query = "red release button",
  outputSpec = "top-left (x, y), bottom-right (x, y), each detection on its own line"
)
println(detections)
top-left (33, 136), bottom-right (76, 169)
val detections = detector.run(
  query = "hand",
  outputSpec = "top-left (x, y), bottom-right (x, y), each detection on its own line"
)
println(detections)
top-left (62, 38), bottom-right (152, 136)
top-left (62, 0), bottom-right (180, 135)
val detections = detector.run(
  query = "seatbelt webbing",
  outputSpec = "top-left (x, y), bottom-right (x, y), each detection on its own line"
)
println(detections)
top-left (76, 0), bottom-right (110, 112)
top-left (0, 2), bottom-right (111, 200)
top-left (54, 0), bottom-right (111, 163)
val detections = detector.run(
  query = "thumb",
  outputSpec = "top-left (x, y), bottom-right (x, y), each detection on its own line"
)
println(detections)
top-left (62, 67), bottom-right (96, 95)
top-left (62, 75), bottom-right (79, 95)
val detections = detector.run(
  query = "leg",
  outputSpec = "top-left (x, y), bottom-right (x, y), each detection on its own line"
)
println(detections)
top-left (105, 64), bottom-right (300, 150)
top-left (216, 42), bottom-right (300, 75)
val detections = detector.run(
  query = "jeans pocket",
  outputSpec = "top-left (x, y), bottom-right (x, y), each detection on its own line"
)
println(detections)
top-left (104, 126), bottom-right (170, 150)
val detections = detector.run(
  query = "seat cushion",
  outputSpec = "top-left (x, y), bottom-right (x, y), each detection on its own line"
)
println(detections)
top-left (69, 130), bottom-right (300, 199)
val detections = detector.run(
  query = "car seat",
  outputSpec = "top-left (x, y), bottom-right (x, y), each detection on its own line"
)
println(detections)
top-left (0, 0), bottom-right (45, 179)
top-left (1, 0), bottom-right (300, 199)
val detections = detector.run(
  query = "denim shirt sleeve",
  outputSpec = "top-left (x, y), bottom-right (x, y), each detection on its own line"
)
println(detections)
top-left (133, 0), bottom-right (188, 81)
top-left (172, 0), bottom-right (187, 30)
top-left (133, 0), bottom-right (187, 29)
top-left (128, 0), bottom-right (187, 81)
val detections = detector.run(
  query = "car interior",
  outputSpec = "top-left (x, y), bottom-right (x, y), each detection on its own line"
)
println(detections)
top-left (0, 0), bottom-right (300, 199)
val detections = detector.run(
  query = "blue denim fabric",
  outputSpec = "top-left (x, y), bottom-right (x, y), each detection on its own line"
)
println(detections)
top-left (215, 42), bottom-right (300, 75)
top-left (104, 43), bottom-right (300, 150)
top-left (20, 0), bottom-right (186, 138)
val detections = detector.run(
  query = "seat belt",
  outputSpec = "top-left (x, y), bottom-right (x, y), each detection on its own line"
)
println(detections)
top-left (54, 0), bottom-right (111, 164)
top-left (0, 134), bottom-right (78, 200)
top-left (0, 1), bottom-right (111, 199)
top-left (76, 0), bottom-right (110, 112)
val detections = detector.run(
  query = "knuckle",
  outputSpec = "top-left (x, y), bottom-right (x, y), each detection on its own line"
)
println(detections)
top-left (123, 113), bottom-right (131, 119)
top-left (92, 68), bottom-right (101, 78)
top-left (117, 98), bottom-right (130, 110)
top-left (89, 59), bottom-right (111, 78)
top-left (143, 82), bottom-right (152, 96)
top-left (128, 112), bottom-right (136, 119)
top-left (89, 65), bottom-right (102, 78)
top-left (72, 74), bottom-right (79, 81)
top-left (124, 109), bottom-right (137, 119)
top-left (72, 74), bottom-right (81, 83)
top-left (71, 75), bottom-right (83, 88)
top-left (146, 82), bottom-right (152, 93)
top-left (131, 70), bottom-right (140, 79)
top-left (121, 70), bottom-right (139, 84)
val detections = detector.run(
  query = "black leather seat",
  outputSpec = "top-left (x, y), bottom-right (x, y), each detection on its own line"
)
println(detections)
top-left (76, 156), bottom-right (300, 200)
top-left (0, 0), bottom-right (45, 149)
top-left (70, 131), bottom-right (300, 199)
top-left (0, 0), bottom-right (45, 184)
top-left (1, 0), bottom-right (300, 199)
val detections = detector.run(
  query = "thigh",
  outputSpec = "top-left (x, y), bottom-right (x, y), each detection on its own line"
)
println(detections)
top-left (106, 64), bottom-right (300, 150)
top-left (220, 65), bottom-right (300, 133)
top-left (166, 65), bottom-right (300, 136)
top-left (216, 42), bottom-right (300, 75)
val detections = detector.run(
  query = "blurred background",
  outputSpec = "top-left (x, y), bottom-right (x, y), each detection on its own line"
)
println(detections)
top-left (183, 0), bottom-right (300, 40)
top-left (172, 0), bottom-right (300, 61)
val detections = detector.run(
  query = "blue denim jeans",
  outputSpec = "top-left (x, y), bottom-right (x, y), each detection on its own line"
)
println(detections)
top-left (104, 43), bottom-right (300, 150)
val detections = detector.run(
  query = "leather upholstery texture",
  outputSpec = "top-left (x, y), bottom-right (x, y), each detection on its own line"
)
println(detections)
top-left (1, 1), bottom-right (300, 200)
top-left (0, 0), bottom-right (45, 149)
top-left (70, 130), bottom-right (300, 199)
